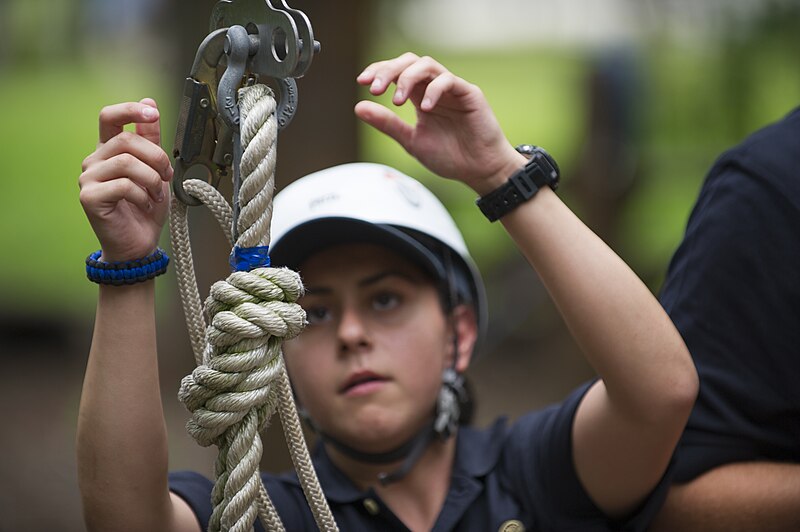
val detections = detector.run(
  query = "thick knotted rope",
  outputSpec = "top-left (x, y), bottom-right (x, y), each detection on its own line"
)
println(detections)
top-left (169, 84), bottom-right (338, 532)
top-left (180, 268), bottom-right (305, 532)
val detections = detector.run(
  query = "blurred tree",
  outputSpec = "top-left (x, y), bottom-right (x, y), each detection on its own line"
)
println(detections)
top-left (3, 0), bottom-right (81, 68)
top-left (571, 48), bottom-right (644, 246)
top-left (719, 1), bottom-right (800, 139)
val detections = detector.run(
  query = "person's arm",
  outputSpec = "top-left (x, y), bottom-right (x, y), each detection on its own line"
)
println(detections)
top-left (355, 53), bottom-right (697, 518)
top-left (76, 100), bottom-right (199, 532)
top-left (650, 462), bottom-right (800, 532)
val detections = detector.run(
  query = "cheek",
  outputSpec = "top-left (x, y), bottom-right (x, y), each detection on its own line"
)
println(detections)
top-left (283, 340), bottom-right (329, 409)
top-left (395, 306), bottom-right (449, 363)
top-left (383, 310), bottom-right (450, 389)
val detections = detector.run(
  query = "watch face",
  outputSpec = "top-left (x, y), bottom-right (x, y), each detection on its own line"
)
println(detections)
top-left (537, 151), bottom-right (560, 189)
top-left (515, 144), bottom-right (538, 158)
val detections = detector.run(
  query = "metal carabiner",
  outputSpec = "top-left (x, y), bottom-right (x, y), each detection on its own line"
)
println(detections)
top-left (172, 0), bottom-right (319, 207)
top-left (172, 28), bottom-right (229, 206)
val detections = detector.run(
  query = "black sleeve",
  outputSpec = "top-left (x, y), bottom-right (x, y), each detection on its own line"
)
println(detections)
top-left (660, 159), bottom-right (800, 482)
top-left (503, 382), bottom-right (673, 531)
top-left (169, 471), bottom-right (215, 530)
top-left (169, 470), bottom-right (311, 531)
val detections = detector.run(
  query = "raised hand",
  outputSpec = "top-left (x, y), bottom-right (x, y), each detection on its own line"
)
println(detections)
top-left (79, 98), bottom-right (173, 262)
top-left (355, 53), bottom-right (525, 195)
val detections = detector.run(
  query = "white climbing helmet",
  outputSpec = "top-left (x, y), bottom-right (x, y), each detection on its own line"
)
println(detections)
top-left (270, 162), bottom-right (488, 345)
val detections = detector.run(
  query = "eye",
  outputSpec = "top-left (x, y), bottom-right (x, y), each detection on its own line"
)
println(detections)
top-left (304, 305), bottom-right (331, 325)
top-left (372, 291), bottom-right (401, 311)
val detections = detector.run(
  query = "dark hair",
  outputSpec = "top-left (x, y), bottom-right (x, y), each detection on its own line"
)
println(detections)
top-left (395, 228), bottom-right (477, 315)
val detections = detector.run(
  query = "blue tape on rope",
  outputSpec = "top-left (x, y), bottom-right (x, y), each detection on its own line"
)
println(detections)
top-left (230, 245), bottom-right (271, 271)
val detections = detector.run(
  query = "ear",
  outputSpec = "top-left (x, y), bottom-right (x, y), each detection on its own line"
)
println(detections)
top-left (449, 304), bottom-right (478, 373)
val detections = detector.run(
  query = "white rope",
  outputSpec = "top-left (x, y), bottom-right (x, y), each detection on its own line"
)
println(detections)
top-left (169, 84), bottom-right (338, 532)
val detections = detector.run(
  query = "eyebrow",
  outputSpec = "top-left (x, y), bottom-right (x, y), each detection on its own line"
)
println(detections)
top-left (359, 270), bottom-right (420, 287)
top-left (303, 271), bottom-right (420, 295)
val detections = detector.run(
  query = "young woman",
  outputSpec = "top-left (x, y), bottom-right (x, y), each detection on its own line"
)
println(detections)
top-left (77, 53), bottom-right (697, 531)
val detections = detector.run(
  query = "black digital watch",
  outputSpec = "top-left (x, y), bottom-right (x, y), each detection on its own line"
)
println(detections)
top-left (476, 145), bottom-right (560, 222)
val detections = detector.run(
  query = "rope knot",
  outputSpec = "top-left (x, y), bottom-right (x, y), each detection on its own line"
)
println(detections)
top-left (179, 267), bottom-right (305, 447)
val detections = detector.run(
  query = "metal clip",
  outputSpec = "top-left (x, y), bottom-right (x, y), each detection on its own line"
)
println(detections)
top-left (172, 0), bottom-right (319, 206)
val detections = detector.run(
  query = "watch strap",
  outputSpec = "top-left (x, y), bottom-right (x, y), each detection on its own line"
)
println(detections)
top-left (476, 146), bottom-right (559, 222)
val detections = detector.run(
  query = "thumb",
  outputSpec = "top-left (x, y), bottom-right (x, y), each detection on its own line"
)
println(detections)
top-left (355, 100), bottom-right (414, 151)
top-left (136, 98), bottom-right (162, 145)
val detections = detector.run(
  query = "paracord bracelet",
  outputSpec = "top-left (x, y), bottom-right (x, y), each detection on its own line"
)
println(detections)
top-left (86, 248), bottom-right (170, 285)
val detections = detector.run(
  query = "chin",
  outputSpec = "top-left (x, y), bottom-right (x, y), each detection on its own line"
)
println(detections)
top-left (337, 408), bottom-right (430, 454)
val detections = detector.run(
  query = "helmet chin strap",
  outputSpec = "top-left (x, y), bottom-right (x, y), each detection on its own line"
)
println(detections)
top-left (320, 420), bottom-right (435, 485)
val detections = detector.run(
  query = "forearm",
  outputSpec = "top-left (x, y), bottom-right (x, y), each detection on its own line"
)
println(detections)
top-left (500, 187), bottom-right (696, 417)
top-left (77, 281), bottom-right (173, 530)
top-left (650, 462), bottom-right (800, 532)
top-left (501, 186), bottom-right (696, 515)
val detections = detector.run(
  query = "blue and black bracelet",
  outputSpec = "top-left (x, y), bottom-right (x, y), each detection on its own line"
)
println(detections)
top-left (86, 248), bottom-right (170, 285)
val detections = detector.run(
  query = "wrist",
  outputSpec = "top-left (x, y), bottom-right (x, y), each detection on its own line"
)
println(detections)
top-left (97, 277), bottom-right (156, 297)
top-left (99, 247), bottom-right (159, 263)
top-left (473, 152), bottom-right (529, 197)
top-left (475, 145), bottom-right (560, 222)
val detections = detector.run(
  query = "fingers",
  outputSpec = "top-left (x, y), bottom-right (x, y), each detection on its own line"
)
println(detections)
top-left (357, 53), bottom-right (469, 112)
top-left (135, 98), bottom-right (162, 145)
top-left (421, 71), bottom-right (476, 111)
top-left (84, 130), bottom-right (173, 183)
top-left (354, 100), bottom-right (414, 150)
top-left (392, 56), bottom-right (451, 108)
top-left (80, 152), bottom-right (167, 204)
top-left (98, 101), bottom-right (160, 144)
top-left (80, 176), bottom-right (155, 215)
top-left (357, 52), bottom-right (421, 94)
top-left (81, 129), bottom-right (173, 208)
top-left (358, 52), bottom-right (446, 99)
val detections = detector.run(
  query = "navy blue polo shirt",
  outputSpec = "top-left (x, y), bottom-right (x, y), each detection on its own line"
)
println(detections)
top-left (170, 382), bottom-right (671, 531)
top-left (659, 106), bottom-right (800, 482)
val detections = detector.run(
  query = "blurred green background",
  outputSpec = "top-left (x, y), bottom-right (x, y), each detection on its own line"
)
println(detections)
top-left (2, 0), bottom-right (799, 314)
top-left (1, 0), bottom-right (798, 529)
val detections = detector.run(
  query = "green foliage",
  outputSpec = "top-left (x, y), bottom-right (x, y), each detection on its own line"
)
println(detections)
top-left (3, 6), bottom-right (799, 315)
top-left (0, 62), bottom-right (170, 314)
top-left (626, 40), bottom-right (800, 283)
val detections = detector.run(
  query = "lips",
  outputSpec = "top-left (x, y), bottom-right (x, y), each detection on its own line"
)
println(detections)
top-left (340, 370), bottom-right (389, 395)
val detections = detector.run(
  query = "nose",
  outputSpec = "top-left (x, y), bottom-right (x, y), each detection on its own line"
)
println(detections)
top-left (337, 304), bottom-right (370, 354)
